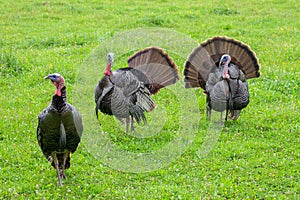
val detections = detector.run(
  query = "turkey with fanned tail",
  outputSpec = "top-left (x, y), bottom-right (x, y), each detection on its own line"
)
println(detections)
top-left (95, 46), bottom-right (179, 132)
top-left (184, 36), bottom-right (260, 124)
top-left (37, 73), bottom-right (83, 186)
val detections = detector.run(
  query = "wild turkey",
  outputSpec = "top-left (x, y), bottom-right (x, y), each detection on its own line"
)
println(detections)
top-left (95, 46), bottom-right (179, 132)
top-left (184, 36), bottom-right (260, 123)
top-left (37, 73), bottom-right (83, 186)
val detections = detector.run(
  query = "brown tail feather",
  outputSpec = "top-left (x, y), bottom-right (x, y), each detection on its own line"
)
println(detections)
top-left (128, 46), bottom-right (179, 94)
top-left (184, 36), bottom-right (260, 90)
top-left (201, 36), bottom-right (260, 78)
top-left (184, 46), bottom-right (216, 90)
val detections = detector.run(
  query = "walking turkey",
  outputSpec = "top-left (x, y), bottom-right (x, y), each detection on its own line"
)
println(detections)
top-left (37, 73), bottom-right (83, 186)
top-left (184, 36), bottom-right (260, 124)
top-left (95, 46), bottom-right (179, 132)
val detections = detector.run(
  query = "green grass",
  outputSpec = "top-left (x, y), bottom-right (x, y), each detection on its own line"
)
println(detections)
top-left (1, 0), bottom-right (299, 199)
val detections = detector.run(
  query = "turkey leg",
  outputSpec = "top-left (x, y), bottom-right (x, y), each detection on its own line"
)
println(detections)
top-left (52, 153), bottom-right (62, 186)
top-left (130, 116), bottom-right (135, 132)
top-left (125, 117), bottom-right (130, 133)
top-left (60, 151), bottom-right (69, 180)
top-left (219, 112), bottom-right (223, 126)
top-left (125, 116), bottom-right (135, 133)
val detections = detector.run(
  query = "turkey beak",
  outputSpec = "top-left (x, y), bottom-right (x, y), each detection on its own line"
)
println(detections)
top-left (44, 74), bottom-right (58, 82)
top-left (221, 57), bottom-right (227, 65)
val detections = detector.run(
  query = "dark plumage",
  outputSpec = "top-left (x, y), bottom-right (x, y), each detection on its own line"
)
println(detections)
top-left (184, 36), bottom-right (260, 124)
top-left (37, 73), bottom-right (83, 186)
top-left (95, 47), bottom-right (179, 132)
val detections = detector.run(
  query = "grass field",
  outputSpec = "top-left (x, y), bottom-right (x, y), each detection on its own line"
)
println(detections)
top-left (1, 0), bottom-right (299, 199)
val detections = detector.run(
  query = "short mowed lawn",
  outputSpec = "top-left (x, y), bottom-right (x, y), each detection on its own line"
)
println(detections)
top-left (0, 1), bottom-right (299, 199)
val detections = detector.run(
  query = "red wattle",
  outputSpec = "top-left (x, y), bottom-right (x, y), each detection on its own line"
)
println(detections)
top-left (222, 64), bottom-right (229, 79)
top-left (55, 85), bottom-right (62, 96)
top-left (56, 88), bottom-right (61, 96)
top-left (104, 70), bottom-right (111, 76)
top-left (104, 63), bottom-right (111, 76)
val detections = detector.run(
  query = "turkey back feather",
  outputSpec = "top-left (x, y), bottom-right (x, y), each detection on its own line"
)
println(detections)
top-left (184, 36), bottom-right (260, 90)
top-left (128, 46), bottom-right (179, 94)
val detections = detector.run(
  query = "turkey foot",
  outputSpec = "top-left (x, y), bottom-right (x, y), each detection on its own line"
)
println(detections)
top-left (60, 171), bottom-right (66, 179)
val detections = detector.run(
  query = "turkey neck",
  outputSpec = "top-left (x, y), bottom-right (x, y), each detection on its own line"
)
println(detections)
top-left (104, 62), bottom-right (112, 76)
top-left (105, 63), bottom-right (116, 83)
top-left (222, 63), bottom-right (229, 79)
top-left (51, 86), bottom-right (67, 112)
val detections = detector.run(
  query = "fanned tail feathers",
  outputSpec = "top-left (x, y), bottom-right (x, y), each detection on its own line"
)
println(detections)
top-left (128, 46), bottom-right (180, 94)
top-left (184, 47), bottom-right (216, 90)
top-left (184, 36), bottom-right (260, 90)
top-left (201, 36), bottom-right (260, 79)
